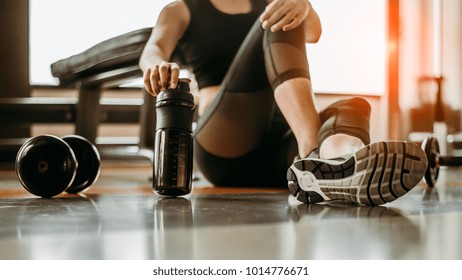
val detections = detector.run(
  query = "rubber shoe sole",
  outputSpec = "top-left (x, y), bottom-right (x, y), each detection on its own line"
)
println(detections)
top-left (287, 141), bottom-right (428, 206)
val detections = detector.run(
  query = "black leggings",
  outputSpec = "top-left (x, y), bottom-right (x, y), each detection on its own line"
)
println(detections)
top-left (194, 19), bottom-right (371, 187)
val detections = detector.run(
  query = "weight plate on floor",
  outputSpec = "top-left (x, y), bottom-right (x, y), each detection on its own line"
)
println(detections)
top-left (422, 136), bottom-right (440, 187)
top-left (15, 135), bottom-right (77, 197)
top-left (62, 135), bottom-right (100, 193)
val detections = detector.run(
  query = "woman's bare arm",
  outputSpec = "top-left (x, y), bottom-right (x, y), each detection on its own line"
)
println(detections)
top-left (139, 1), bottom-right (190, 95)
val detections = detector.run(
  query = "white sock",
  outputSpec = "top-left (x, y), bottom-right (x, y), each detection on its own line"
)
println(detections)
top-left (319, 134), bottom-right (365, 159)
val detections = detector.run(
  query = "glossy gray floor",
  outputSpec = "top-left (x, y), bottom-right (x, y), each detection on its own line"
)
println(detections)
top-left (0, 164), bottom-right (461, 260)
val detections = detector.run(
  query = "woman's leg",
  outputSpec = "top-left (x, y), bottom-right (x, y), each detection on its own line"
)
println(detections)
top-left (194, 20), bottom-right (314, 187)
top-left (287, 97), bottom-right (429, 205)
top-left (262, 24), bottom-right (320, 158)
top-left (195, 20), bottom-right (274, 160)
top-left (317, 97), bottom-right (370, 159)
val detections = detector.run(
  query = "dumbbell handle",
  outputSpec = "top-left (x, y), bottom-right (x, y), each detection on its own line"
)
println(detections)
top-left (438, 156), bottom-right (462, 167)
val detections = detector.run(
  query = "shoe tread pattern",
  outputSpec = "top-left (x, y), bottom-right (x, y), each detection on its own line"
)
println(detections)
top-left (287, 141), bottom-right (428, 205)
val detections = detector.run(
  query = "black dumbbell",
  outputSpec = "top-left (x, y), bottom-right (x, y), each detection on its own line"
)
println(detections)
top-left (422, 136), bottom-right (440, 187)
top-left (15, 134), bottom-right (100, 198)
top-left (422, 135), bottom-right (462, 187)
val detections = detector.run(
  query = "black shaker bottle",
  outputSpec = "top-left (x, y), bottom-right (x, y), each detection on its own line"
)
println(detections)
top-left (153, 78), bottom-right (195, 196)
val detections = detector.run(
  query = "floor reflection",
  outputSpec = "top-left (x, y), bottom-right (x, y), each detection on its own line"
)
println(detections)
top-left (1, 173), bottom-right (462, 259)
top-left (288, 200), bottom-right (407, 222)
top-left (286, 201), bottom-right (423, 259)
top-left (422, 186), bottom-right (440, 202)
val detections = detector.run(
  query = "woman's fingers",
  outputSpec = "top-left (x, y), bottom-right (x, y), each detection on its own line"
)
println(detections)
top-left (151, 65), bottom-right (161, 95)
top-left (270, 12), bottom-right (297, 32)
top-left (260, 0), bottom-right (287, 30)
top-left (282, 16), bottom-right (304, 32)
top-left (143, 68), bottom-right (154, 94)
top-left (260, 0), bottom-right (309, 32)
top-left (159, 61), bottom-right (171, 90)
top-left (169, 63), bottom-right (180, 90)
top-left (144, 62), bottom-right (181, 96)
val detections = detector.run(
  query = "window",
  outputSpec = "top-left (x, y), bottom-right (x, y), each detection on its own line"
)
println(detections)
top-left (29, 0), bottom-right (173, 85)
top-left (308, 0), bottom-right (386, 95)
top-left (30, 0), bottom-right (385, 95)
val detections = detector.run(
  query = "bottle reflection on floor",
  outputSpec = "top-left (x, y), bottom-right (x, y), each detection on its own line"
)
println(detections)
top-left (153, 197), bottom-right (194, 259)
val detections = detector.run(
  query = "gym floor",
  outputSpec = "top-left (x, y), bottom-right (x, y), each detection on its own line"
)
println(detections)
top-left (0, 160), bottom-right (461, 260)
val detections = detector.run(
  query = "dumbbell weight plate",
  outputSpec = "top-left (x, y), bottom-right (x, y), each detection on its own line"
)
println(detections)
top-left (16, 135), bottom-right (77, 198)
top-left (422, 136), bottom-right (440, 187)
top-left (62, 135), bottom-right (100, 193)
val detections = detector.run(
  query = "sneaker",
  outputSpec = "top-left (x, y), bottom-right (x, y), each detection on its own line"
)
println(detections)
top-left (287, 141), bottom-right (428, 206)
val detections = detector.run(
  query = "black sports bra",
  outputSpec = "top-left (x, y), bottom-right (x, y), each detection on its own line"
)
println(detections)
top-left (177, 0), bottom-right (267, 89)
